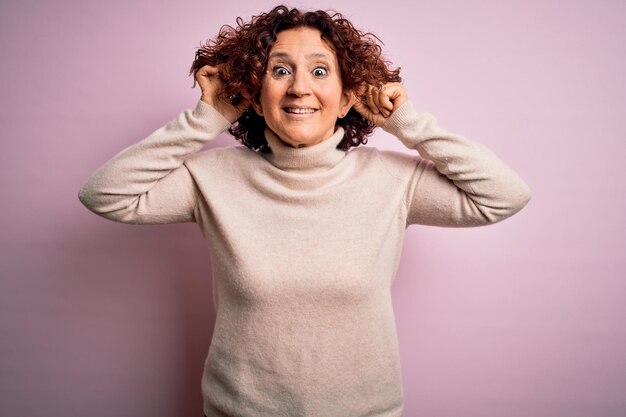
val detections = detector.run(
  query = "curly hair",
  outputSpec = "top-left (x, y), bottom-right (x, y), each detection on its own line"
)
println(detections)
top-left (189, 5), bottom-right (401, 152)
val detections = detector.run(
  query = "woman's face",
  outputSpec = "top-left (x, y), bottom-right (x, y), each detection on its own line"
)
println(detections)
top-left (253, 27), bottom-right (355, 148)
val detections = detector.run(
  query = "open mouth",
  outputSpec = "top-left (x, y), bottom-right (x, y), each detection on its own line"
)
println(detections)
top-left (283, 107), bottom-right (318, 114)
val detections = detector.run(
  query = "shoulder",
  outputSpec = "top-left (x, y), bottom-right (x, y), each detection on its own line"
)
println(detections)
top-left (184, 144), bottom-right (261, 173)
top-left (187, 144), bottom-right (256, 162)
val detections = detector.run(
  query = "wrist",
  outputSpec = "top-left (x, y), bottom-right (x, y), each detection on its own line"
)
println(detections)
top-left (200, 95), bottom-right (214, 107)
top-left (200, 96), bottom-right (239, 124)
top-left (382, 100), bottom-right (415, 132)
top-left (194, 100), bottom-right (232, 130)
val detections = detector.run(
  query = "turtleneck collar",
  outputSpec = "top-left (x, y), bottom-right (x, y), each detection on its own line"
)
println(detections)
top-left (262, 127), bottom-right (347, 172)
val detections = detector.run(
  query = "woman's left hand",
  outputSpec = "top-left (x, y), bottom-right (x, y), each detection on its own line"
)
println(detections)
top-left (353, 82), bottom-right (408, 127)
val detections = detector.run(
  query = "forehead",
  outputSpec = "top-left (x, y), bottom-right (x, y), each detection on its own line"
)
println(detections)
top-left (270, 27), bottom-right (337, 61)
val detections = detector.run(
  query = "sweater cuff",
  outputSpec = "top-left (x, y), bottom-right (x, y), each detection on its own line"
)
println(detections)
top-left (382, 100), bottom-right (438, 149)
top-left (382, 100), bottom-right (417, 131)
top-left (193, 100), bottom-right (233, 132)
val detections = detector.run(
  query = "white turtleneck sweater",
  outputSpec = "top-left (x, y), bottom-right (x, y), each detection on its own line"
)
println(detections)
top-left (78, 100), bottom-right (531, 417)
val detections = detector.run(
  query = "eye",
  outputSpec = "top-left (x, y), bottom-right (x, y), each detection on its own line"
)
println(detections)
top-left (312, 67), bottom-right (328, 77)
top-left (271, 66), bottom-right (290, 77)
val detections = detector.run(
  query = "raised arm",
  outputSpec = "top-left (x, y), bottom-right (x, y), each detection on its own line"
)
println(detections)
top-left (355, 83), bottom-right (531, 227)
top-left (78, 65), bottom-right (248, 224)
top-left (78, 102), bottom-right (231, 224)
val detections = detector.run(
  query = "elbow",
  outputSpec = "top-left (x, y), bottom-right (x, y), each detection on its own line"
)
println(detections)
top-left (493, 181), bottom-right (532, 223)
top-left (78, 178), bottom-right (105, 213)
top-left (474, 182), bottom-right (532, 226)
top-left (78, 182), bottom-right (144, 224)
top-left (520, 184), bottom-right (533, 210)
top-left (78, 183), bottom-right (95, 211)
top-left (512, 180), bottom-right (532, 212)
top-left (77, 180), bottom-right (110, 217)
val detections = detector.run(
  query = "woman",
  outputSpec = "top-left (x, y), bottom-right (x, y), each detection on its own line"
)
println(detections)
top-left (79, 5), bottom-right (531, 417)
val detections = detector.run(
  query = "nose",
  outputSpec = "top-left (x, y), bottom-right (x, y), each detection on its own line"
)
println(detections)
top-left (287, 70), bottom-right (311, 96)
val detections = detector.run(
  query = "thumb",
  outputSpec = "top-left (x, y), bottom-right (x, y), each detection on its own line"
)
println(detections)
top-left (195, 65), bottom-right (220, 86)
top-left (198, 64), bottom-right (219, 77)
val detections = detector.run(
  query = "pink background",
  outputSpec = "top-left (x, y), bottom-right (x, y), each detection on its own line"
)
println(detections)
top-left (2, 0), bottom-right (625, 416)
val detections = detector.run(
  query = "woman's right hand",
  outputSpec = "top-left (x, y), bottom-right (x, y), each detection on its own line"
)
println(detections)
top-left (195, 65), bottom-right (250, 123)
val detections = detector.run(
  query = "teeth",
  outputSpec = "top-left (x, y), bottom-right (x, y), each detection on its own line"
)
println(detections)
top-left (285, 108), bottom-right (316, 114)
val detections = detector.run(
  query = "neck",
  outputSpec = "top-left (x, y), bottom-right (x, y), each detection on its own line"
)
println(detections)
top-left (262, 127), bottom-right (347, 172)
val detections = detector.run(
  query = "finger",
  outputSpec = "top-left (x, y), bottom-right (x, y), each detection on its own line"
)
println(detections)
top-left (195, 65), bottom-right (219, 85)
top-left (199, 64), bottom-right (220, 75)
top-left (354, 99), bottom-right (385, 127)
top-left (354, 99), bottom-right (375, 122)
top-left (371, 86), bottom-right (382, 112)
top-left (375, 86), bottom-right (392, 117)
top-left (388, 83), bottom-right (408, 110)
top-left (353, 99), bottom-right (370, 118)
top-left (378, 87), bottom-right (394, 116)
top-left (367, 86), bottom-right (379, 114)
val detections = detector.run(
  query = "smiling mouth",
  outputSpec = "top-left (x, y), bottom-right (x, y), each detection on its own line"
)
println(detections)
top-left (283, 108), bottom-right (317, 114)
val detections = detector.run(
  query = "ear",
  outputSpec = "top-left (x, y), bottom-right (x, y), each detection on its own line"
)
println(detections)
top-left (338, 89), bottom-right (357, 118)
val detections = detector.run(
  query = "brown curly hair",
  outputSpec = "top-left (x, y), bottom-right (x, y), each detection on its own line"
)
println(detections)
top-left (189, 5), bottom-right (401, 152)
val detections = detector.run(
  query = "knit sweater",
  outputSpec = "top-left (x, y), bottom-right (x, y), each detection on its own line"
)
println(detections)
top-left (78, 100), bottom-right (531, 417)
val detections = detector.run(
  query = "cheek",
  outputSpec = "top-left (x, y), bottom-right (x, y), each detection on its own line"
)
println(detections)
top-left (260, 80), bottom-right (283, 103)
top-left (322, 96), bottom-right (342, 113)
top-left (321, 84), bottom-right (345, 107)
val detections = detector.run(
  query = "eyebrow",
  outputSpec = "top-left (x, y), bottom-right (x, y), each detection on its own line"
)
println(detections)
top-left (268, 51), bottom-right (332, 60)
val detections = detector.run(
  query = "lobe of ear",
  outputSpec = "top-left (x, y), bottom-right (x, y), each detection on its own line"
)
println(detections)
top-left (339, 90), bottom-right (357, 118)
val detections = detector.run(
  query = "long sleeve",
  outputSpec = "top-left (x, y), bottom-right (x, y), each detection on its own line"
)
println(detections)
top-left (382, 101), bottom-right (532, 227)
top-left (78, 100), bottom-right (231, 224)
